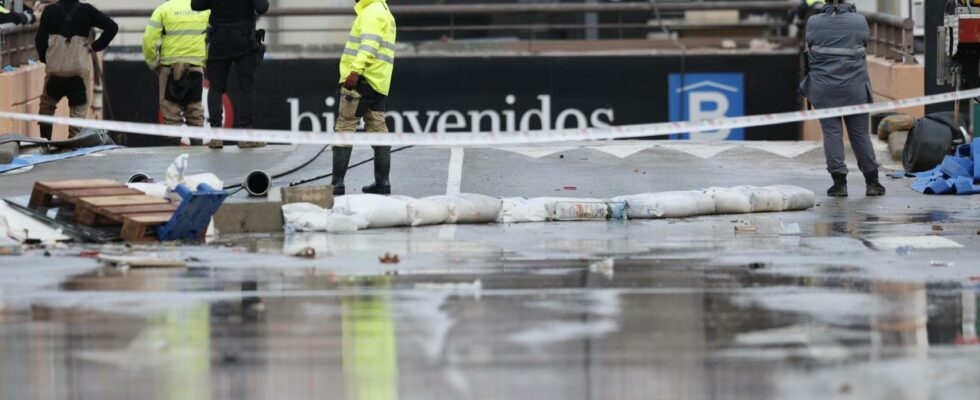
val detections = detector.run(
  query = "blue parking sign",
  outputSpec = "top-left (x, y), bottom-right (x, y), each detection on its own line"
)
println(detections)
top-left (668, 73), bottom-right (745, 140)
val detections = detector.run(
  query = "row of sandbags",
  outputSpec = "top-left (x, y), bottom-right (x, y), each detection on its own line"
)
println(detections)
top-left (282, 185), bottom-right (816, 233)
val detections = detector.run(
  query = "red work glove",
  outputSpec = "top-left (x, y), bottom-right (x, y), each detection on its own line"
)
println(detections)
top-left (345, 72), bottom-right (361, 90)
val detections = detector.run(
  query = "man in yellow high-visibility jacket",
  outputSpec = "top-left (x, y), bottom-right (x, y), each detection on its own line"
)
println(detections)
top-left (332, 0), bottom-right (397, 196)
top-left (143, 0), bottom-right (210, 143)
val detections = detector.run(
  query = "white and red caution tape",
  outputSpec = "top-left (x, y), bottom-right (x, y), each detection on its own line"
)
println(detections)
top-left (2, 88), bottom-right (978, 147)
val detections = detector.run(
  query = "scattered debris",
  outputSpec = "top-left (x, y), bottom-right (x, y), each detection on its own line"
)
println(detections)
top-left (930, 260), bottom-right (954, 268)
top-left (0, 240), bottom-right (21, 256)
top-left (932, 224), bottom-right (944, 232)
top-left (292, 246), bottom-right (316, 258)
top-left (779, 223), bottom-right (802, 236)
top-left (379, 252), bottom-right (400, 264)
top-left (735, 225), bottom-right (758, 234)
top-left (748, 262), bottom-right (766, 270)
top-left (563, 186), bottom-right (578, 191)
top-left (589, 258), bottom-right (615, 279)
top-left (839, 383), bottom-right (852, 394)
top-left (98, 254), bottom-right (188, 269)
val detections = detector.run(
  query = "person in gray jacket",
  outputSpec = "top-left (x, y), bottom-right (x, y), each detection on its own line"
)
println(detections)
top-left (800, 0), bottom-right (886, 197)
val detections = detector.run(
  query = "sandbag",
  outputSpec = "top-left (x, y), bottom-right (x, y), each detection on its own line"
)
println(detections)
top-left (702, 187), bottom-right (752, 214)
top-left (678, 190), bottom-right (716, 215)
top-left (498, 197), bottom-right (552, 224)
top-left (876, 113), bottom-right (915, 140)
top-left (768, 185), bottom-right (816, 211)
top-left (283, 202), bottom-right (370, 233)
top-left (395, 196), bottom-right (450, 227)
top-left (333, 194), bottom-right (410, 228)
top-left (424, 194), bottom-right (502, 224)
top-left (613, 191), bottom-right (713, 219)
top-left (732, 186), bottom-right (784, 213)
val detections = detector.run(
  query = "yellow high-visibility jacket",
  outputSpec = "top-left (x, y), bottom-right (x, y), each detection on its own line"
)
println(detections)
top-left (340, 0), bottom-right (396, 96)
top-left (806, 0), bottom-right (825, 6)
top-left (142, 0), bottom-right (210, 69)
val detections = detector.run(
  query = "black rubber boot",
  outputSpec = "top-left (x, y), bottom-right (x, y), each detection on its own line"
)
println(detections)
top-left (864, 170), bottom-right (886, 197)
top-left (39, 123), bottom-right (52, 141)
top-left (827, 173), bottom-right (848, 197)
top-left (362, 146), bottom-right (391, 195)
top-left (331, 147), bottom-right (352, 196)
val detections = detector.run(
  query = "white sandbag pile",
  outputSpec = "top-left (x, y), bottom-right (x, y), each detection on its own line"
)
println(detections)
top-left (283, 202), bottom-right (369, 233)
top-left (280, 185), bottom-right (815, 233)
top-left (612, 191), bottom-right (715, 219)
top-left (425, 194), bottom-right (502, 224)
top-left (333, 194), bottom-right (411, 228)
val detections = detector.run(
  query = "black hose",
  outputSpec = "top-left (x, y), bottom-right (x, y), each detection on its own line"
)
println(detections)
top-left (288, 146), bottom-right (415, 187)
top-left (222, 145), bottom-right (330, 190)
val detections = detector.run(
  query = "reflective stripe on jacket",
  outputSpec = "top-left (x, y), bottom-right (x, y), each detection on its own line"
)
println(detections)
top-left (143, 0), bottom-right (210, 69)
top-left (339, 0), bottom-right (396, 96)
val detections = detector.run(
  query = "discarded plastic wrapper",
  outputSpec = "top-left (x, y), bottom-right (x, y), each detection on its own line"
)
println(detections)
top-left (163, 154), bottom-right (224, 205)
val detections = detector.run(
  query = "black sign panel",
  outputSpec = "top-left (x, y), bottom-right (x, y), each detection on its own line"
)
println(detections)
top-left (104, 53), bottom-right (801, 146)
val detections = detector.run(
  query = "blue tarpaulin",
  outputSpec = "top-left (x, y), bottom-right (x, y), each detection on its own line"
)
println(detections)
top-left (912, 144), bottom-right (980, 195)
top-left (0, 145), bottom-right (121, 174)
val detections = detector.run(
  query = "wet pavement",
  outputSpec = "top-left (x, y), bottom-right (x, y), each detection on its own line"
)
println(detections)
top-left (3, 142), bottom-right (980, 399)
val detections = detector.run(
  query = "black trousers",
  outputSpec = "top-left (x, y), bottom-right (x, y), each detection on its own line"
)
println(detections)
top-left (206, 51), bottom-right (258, 129)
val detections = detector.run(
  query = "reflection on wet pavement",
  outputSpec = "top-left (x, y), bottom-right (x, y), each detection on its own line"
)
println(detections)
top-left (3, 205), bottom-right (980, 399)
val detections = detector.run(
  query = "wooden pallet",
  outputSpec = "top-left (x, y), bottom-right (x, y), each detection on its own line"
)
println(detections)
top-left (29, 179), bottom-right (130, 208)
top-left (28, 179), bottom-right (177, 242)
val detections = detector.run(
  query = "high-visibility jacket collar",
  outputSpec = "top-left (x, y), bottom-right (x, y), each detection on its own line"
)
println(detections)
top-left (0, 5), bottom-right (9, 14)
top-left (355, 0), bottom-right (386, 15)
top-left (806, 0), bottom-right (825, 6)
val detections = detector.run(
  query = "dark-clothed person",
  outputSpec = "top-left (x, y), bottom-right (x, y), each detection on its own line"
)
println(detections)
top-left (0, 4), bottom-right (35, 25)
top-left (800, 0), bottom-right (885, 197)
top-left (191, 0), bottom-right (268, 149)
top-left (34, 0), bottom-right (117, 139)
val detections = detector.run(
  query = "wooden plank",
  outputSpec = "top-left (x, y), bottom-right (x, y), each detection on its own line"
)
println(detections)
top-left (122, 213), bottom-right (173, 224)
top-left (36, 179), bottom-right (124, 190)
top-left (98, 255), bottom-right (187, 269)
top-left (101, 204), bottom-right (177, 215)
top-left (79, 195), bottom-right (169, 207)
top-left (56, 187), bottom-right (144, 198)
top-left (28, 188), bottom-right (53, 208)
top-left (120, 214), bottom-right (173, 242)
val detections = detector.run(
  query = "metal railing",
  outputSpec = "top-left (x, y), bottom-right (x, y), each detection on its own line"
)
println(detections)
top-left (105, 2), bottom-right (800, 18)
top-left (863, 11), bottom-right (916, 64)
top-left (107, 2), bottom-right (798, 42)
top-left (0, 23), bottom-right (37, 68)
